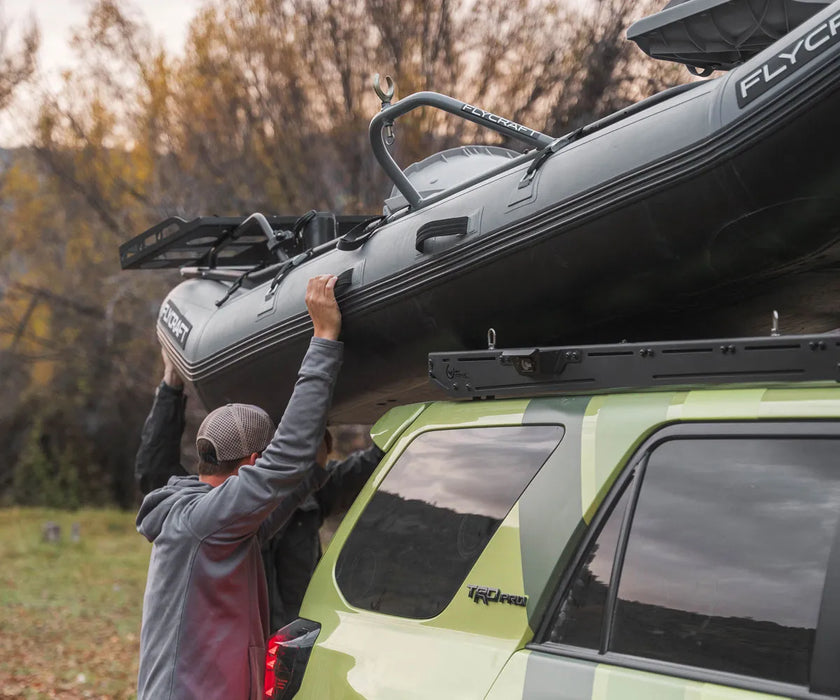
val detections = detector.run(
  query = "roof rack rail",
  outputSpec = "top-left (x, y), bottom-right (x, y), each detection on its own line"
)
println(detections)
top-left (119, 213), bottom-right (371, 270)
top-left (428, 333), bottom-right (840, 399)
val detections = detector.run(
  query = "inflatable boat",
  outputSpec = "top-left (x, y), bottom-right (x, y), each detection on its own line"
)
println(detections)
top-left (120, 0), bottom-right (840, 423)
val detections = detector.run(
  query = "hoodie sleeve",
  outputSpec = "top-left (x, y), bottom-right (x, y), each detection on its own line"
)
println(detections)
top-left (184, 337), bottom-right (343, 542)
top-left (134, 382), bottom-right (189, 494)
top-left (315, 443), bottom-right (384, 517)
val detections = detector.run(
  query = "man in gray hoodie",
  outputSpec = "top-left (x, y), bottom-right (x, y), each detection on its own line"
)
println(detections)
top-left (136, 274), bottom-right (342, 700)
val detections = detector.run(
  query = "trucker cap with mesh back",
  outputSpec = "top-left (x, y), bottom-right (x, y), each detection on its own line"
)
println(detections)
top-left (196, 404), bottom-right (275, 462)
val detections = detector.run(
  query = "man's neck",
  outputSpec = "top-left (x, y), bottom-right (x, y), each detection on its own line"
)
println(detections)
top-left (199, 473), bottom-right (231, 488)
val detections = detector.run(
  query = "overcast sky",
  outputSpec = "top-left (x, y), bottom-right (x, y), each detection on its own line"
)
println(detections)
top-left (1, 0), bottom-right (205, 146)
top-left (4, 0), bottom-right (203, 67)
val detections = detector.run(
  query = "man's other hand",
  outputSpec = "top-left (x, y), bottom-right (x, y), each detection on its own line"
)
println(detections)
top-left (161, 348), bottom-right (184, 389)
top-left (306, 275), bottom-right (341, 341)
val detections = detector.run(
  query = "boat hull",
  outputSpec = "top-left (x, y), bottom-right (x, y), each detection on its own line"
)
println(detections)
top-left (156, 1), bottom-right (840, 423)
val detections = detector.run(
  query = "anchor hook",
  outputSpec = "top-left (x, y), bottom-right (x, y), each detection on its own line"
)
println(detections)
top-left (373, 73), bottom-right (396, 146)
top-left (373, 73), bottom-right (395, 104)
top-left (771, 310), bottom-right (780, 337)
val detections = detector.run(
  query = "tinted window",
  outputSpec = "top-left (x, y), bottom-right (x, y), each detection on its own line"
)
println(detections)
top-left (336, 425), bottom-right (563, 618)
top-left (548, 482), bottom-right (631, 648)
top-left (612, 437), bottom-right (840, 686)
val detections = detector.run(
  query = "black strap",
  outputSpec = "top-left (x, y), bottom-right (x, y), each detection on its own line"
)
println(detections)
top-left (336, 215), bottom-right (386, 251)
top-left (214, 261), bottom-right (266, 307)
top-left (415, 217), bottom-right (469, 253)
top-left (333, 268), bottom-right (354, 297)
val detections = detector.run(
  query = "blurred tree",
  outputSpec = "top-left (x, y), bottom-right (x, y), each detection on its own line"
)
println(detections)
top-left (0, 0), bottom-right (39, 112)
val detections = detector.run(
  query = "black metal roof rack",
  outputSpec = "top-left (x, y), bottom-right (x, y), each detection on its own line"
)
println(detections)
top-left (119, 213), bottom-right (371, 270)
top-left (428, 333), bottom-right (840, 399)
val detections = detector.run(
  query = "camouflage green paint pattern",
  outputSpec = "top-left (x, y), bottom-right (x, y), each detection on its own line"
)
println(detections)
top-left (491, 652), bottom-right (789, 699)
top-left (509, 385), bottom-right (840, 700)
top-left (516, 386), bottom-right (840, 633)
top-left (296, 385), bottom-right (840, 698)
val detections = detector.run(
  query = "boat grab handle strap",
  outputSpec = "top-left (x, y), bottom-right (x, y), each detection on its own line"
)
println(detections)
top-left (333, 268), bottom-right (354, 297)
top-left (415, 217), bottom-right (469, 253)
top-left (336, 215), bottom-right (386, 251)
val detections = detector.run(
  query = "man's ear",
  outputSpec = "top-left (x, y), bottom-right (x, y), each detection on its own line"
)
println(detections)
top-left (234, 453), bottom-right (259, 475)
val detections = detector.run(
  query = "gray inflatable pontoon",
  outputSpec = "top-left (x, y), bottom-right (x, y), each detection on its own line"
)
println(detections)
top-left (121, 0), bottom-right (840, 423)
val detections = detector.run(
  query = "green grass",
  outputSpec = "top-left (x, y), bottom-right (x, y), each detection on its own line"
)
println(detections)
top-left (0, 507), bottom-right (150, 699)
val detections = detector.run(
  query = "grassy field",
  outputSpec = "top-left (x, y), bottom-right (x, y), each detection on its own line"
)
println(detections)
top-left (0, 508), bottom-right (150, 700)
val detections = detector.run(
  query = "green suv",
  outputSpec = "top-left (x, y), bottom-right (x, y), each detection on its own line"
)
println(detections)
top-left (265, 333), bottom-right (840, 700)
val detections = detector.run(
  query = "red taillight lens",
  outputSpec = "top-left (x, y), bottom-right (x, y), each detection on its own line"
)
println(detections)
top-left (264, 618), bottom-right (321, 699)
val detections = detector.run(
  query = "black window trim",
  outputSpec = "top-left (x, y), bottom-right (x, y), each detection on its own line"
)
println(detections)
top-left (531, 449), bottom-right (641, 647)
top-left (530, 419), bottom-right (840, 698)
top-left (599, 451), bottom-right (647, 654)
top-left (810, 498), bottom-right (840, 695)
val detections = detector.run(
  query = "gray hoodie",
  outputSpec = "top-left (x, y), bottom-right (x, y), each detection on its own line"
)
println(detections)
top-left (136, 337), bottom-right (341, 700)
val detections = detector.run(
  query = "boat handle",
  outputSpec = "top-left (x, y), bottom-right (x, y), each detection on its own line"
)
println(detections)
top-left (415, 217), bottom-right (469, 253)
top-left (369, 92), bottom-right (554, 211)
top-left (333, 268), bottom-right (355, 297)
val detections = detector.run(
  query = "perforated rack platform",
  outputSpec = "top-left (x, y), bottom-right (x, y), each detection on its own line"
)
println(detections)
top-left (120, 213), bottom-right (371, 270)
top-left (428, 334), bottom-right (840, 399)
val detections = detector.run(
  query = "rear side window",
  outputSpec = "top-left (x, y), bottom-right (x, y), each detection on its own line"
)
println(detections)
top-left (613, 437), bottom-right (840, 685)
top-left (548, 434), bottom-right (840, 689)
top-left (336, 425), bottom-right (563, 619)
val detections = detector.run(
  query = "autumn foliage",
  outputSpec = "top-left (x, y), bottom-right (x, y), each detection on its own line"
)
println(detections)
top-left (0, 0), bottom-right (679, 507)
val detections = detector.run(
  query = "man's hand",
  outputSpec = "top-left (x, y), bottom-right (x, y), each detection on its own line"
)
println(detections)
top-left (306, 274), bottom-right (341, 341)
top-left (161, 348), bottom-right (184, 389)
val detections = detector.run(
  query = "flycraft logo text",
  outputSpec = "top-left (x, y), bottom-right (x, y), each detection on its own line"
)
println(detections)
top-left (160, 300), bottom-right (193, 349)
top-left (738, 10), bottom-right (840, 107)
top-left (461, 104), bottom-right (538, 138)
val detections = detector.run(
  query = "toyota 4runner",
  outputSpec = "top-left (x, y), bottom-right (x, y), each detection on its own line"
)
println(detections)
top-left (265, 332), bottom-right (840, 700)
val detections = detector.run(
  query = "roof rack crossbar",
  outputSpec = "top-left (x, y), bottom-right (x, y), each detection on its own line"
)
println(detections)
top-left (428, 334), bottom-right (840, 398)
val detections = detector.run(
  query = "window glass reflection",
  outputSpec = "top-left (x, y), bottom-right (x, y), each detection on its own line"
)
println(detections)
top-left (612, 438), bottom-right (840, 686)
top-left (336, 425), bottom-right (563, 619)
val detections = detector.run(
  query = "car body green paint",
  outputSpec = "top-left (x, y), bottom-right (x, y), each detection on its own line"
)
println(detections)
top-left (758, 386), bottom-right (840, 417)
top-left (370, 403), bottom-right (429, 452)
top-left (294, 384), bottom-right (840, 698)
top-left (589, 664), bottom-right (784, 700)
top-left (489, 653), bottom-right (789, 700)
top-left (296, 398), bottom-right (533, 698)
top-left (581, 392), bottom-right (674, 523)
top-left (519, 396), bottom-right (587, 625)
top-left (369, 402), bottom-right (429, 451)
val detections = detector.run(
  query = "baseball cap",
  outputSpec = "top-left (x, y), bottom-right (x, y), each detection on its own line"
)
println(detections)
top-left (196, 404), bottom-right (274, 462)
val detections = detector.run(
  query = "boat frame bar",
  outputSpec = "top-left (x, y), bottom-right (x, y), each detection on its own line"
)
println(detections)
top-left (369, 92), bottom-right (554, 210)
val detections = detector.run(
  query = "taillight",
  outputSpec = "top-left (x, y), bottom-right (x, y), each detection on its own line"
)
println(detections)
top-left (264, 618), bottom-right (321, 699)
